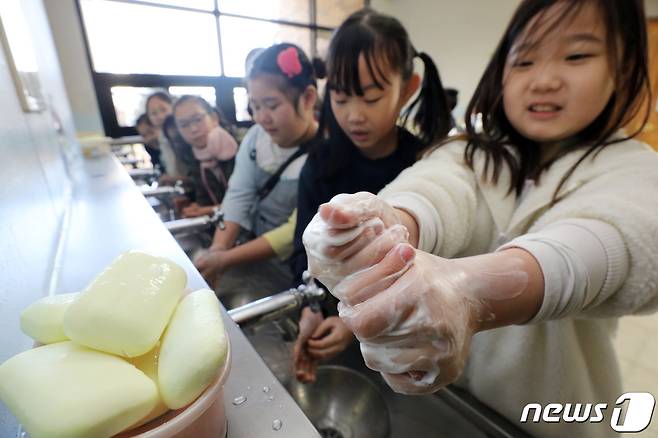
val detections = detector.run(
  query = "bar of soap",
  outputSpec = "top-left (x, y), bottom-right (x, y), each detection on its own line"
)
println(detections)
top-left (127, 343), bottom-right (169, 427)
top-left (20, 292), bottom-right (79, 344)
top-left (64, 251), bottom-right (186, 358)
top-left (0, 342), bottom-right (157, 438)
top-left (158, 289), bottom-right (227, 409)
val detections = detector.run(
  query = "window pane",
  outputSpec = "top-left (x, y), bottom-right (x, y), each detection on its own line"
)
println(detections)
top-left (219, 0), bottom-right (309, 24)
top-left (111, 86), bottom-right (164, 127)
top-left (233, 87), bottom-right (251, 122)
top-left (168, 86), bottom-right (217, 107)
top-left (80, 0), bottom-right (221, 75)
top-left (316, 29), bottom-right (333, 59)
top-left (316, 0), bottom-right (363, 27)
top-left (219, 16), bottom-right (311, 77)
top-left (134, 0), bottom-right (214, 11)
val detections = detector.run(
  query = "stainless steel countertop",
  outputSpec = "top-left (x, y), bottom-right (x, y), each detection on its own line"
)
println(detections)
top-left (21, 153), bottom-right (319, 437)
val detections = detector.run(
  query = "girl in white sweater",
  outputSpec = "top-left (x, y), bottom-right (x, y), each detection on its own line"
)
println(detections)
top-left (302, 1), bottom-right (658, 437)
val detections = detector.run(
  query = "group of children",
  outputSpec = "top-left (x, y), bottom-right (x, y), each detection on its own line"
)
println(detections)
top-left (135, 2), bottom-right (658, 436)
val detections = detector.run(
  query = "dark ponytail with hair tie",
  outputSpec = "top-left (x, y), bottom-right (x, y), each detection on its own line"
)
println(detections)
top-left (401, 51), bottom-right (452, 146)
top-left (325, 8), bottom-right (452, 149)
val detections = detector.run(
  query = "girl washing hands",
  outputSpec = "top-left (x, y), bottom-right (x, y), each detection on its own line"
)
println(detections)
top-left (291, 8), bottom-right (453, 383)
top-left (303, 1), bottom-right (658, 437)
top-left (195, 43), bottom-right (319, 299)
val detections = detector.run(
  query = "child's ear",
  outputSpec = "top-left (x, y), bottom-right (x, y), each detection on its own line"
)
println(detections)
top-left (401, 73), bottom-right (421, 104)
top-left (209, 111), bottom-right (220, 125)
top-left (301, 85), bottom-right (318, 111)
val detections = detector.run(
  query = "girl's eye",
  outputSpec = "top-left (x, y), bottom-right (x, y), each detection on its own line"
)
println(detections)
top-left (566, 53), bottom-right (593, 62)
top-left (333, 99), bottom-right (347, 105)
top-left (364, 97), bottom-right (382, 104)
top-left (266, 104), bottom-right (279, 111)
top-left (512, 60), bottom-right (533, 68)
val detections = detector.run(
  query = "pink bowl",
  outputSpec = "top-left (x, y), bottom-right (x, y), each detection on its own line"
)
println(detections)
top-left (115, 338), bottom-right (232, 438)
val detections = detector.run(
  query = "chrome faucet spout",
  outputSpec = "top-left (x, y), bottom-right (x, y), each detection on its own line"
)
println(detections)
top-left (228, 272), bottom-right (326, 327)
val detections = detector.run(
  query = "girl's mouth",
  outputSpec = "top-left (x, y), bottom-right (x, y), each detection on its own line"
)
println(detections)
top-left (350, 131), bottom-right (369, 142)
top-left (528, 103), bottom-right (562, 119)
top-left (529, 103), bottom-right (562, 112)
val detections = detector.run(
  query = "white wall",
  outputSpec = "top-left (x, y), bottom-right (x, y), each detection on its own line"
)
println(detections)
top-left (646, 0), bottom-right (658, 18)
top-left (42, 0), bottom-right (104, 136)
top-left (371, 0), bottom-right (521, 118)
top-left (0, 0), bottom-right (80, 433)
top-left (372, 0), bottom-right (658, 118)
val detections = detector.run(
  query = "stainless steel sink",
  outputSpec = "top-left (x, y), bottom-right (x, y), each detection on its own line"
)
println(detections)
top-left (243, 322), bottom-right (509, 438)
top-left (173, 231), bottom-right (212, 260)
top-left (287, 365), bottom-right (390, 438)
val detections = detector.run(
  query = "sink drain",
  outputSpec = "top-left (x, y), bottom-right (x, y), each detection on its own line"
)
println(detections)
top-left (318, 426), bottom-right (344, 438)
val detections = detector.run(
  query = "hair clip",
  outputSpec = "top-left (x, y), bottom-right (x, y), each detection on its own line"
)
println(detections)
top-left (277, 47), bottom-right (303, 78)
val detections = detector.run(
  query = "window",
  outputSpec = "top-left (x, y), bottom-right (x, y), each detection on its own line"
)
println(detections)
top-left (80, 1), bottom-right (221, 75)
top-left (233, 87), bottom-right (250, 122)
top-left (219, 0), bottom-right (309, 23)
top-left (219, 16), bottom-right (312, 77)
top-left (77, 0), bottom-right (366, 136)
top-left (111, 86), bottom-right (162, 127)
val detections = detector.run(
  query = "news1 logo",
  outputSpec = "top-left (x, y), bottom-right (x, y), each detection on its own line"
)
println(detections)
top-left (520, 392), bottom-right (655, 432)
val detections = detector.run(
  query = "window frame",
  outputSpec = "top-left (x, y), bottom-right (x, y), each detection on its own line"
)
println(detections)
top-left (75, 0), bottom-right (366, 137)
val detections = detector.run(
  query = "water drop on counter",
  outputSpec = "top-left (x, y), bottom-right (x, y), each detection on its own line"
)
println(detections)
top-left (267, 395), bottom-right (275, 401)
top-left (272, 419), bottom-right (283, 431)
top-left (232, 395), bottom-right (247, 405)
top-left (262, 386), bottom-right (271, 393)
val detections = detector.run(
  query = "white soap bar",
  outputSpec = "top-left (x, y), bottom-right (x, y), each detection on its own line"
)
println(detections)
top-left (64, 251), bottom-right (186, 357)
top-left (0, 341), bottom-right (157, 438)
top-left (127, 343), bottom-right (169, 427)
top-left (158, 289), bottom-right (227, 409)
top-left (20, 292), bottom-right (79, 344)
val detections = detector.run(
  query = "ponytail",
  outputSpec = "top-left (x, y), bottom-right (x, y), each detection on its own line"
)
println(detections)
top-left (401, 52), bottom-right (452, 146)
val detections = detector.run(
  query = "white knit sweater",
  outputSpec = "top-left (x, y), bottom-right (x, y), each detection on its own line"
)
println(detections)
top-left (379, 137), bottom-right (658, 437)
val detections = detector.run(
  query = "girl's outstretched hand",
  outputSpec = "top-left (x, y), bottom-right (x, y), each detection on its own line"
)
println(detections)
top-left (334, 243), bottom-right (531, 395)
top-left (302, 192), bottom-right (409, 290)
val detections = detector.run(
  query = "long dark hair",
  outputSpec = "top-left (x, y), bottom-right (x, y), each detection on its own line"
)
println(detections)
top-left (463, 0), bottom-right (650, 199)
top-left (319, 8), bottom-right (452, 177)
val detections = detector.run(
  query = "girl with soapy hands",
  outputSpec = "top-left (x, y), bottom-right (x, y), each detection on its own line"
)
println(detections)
top-left (303, 1), bottom-right (658, 437)
top-left (290, 8), bottom-right (453, 383)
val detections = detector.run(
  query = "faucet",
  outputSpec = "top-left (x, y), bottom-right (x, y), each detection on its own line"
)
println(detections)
top-left (129, 167), bottom-right (161, 185)
top-left (165, 208), bottom-right (226, 235)
top-left (141, 180), bottom-right (185, 198)
top-left (228, 272), bottom-right (326, 328)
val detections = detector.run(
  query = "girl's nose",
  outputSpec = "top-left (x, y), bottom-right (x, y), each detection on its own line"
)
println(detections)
top-left (254, 109), bottom-right (268, 124)
top-left (347, 107), bottom-right (366, 124)
top-left (529, 63), bottom-right (562, 93)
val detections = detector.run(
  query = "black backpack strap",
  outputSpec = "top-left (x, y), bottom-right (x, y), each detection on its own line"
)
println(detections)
top-left (256, 143), bottom-right (309, 201)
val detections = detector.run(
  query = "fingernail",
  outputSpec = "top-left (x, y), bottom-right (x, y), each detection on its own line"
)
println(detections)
top-left (397, 244), bottom-right (415, 262)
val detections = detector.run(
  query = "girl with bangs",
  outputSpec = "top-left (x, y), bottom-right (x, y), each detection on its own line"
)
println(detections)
top-left (302, 1), bottom-right (658, 436)
top-left (195, 43), bottom-right (320, 302)
top-left (291, 8), bottom-right (453, 383)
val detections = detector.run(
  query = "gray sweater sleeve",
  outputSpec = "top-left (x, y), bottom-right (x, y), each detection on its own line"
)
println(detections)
top-left (221, 127), bottom-right (260, 231)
